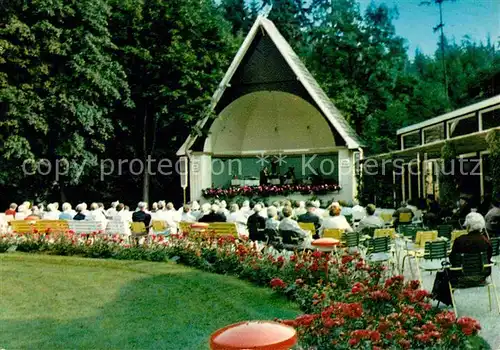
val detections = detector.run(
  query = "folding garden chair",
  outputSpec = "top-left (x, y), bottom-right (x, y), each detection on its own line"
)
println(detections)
top-left (491, 237), bottom-right (499, 265)
top-left (373, 228), bottom-right (396, 239)
top-left (279, 230), bottom-right (304, 251)
top-left (130, 222), bottom-right (148, 245)
top-left (323, 228), bottom-right (344, 240)
top-left (451, 230), bottom-right (468, 243)
top-left (417, 240), bottom-right (449, 284)
top-left (402, 230), bottom-right (438, 273)
top-left (446, 252), bottom-right (500, 316)
top-left (298, 222), bottom-right (316, 237)
top-left (343, 231), bottom-right (362, 254)
top-left (437, 224), bottom-right (454, 240)
top-left (380, 212), bottom-right (393, 227)
top-left (365, 236), bottom-right (396, 273)
top-left (151, 220), bottom-right (169, 235)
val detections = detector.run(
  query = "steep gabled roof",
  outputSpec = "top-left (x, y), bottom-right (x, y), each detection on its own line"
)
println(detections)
top-left (177, 16), bottom-right (364, 156)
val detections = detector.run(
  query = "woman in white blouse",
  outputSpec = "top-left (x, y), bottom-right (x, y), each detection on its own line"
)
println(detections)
top-left (319, 205), bottom-right (353, 236)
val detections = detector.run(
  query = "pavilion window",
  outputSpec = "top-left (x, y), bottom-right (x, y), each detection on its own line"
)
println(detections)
top-left (402, 132), bottom-right (420, 149)
top-left (448, 114), bottom-right (478, 138)
top-left (423, 124), bottom-right (444, 144)
top-left (481, 106), bottom-right (500, 130)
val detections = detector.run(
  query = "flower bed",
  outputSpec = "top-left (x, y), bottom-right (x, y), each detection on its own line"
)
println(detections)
top-left (0, 230), bottom-right (486, 349)
top-left (202, 183), bottom-right (341, 199)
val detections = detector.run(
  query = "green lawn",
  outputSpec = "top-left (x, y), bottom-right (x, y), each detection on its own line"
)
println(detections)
top-left (0, 253), bottom-right (300, 349)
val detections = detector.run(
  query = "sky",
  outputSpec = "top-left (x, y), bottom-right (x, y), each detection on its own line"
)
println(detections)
top-left (357, 0), bottom-right (500, 58)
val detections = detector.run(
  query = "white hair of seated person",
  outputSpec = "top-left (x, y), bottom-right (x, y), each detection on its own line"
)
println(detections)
top-left (111, 201), bottom-right (119, 208)
top-left (242, 200), bottom-right (250, 208)
top-left (62, 202), bottom-right (72, 211)
top-left (465, 212), bottom-right (485, 232)
top-left (191, 201), bottom-right (200, 211)
top-left (220, 200), bottom-right (227, 209)
top-left (299, 201), bottom-right (305, 208)
top-left (166, 202), bottom-right (174, 210)
top-left (253, 204), bottom-right (262, 212)
top-left (18, 205), bottom-right (25, 213)
top-left (211, 204), bottom-right (220, 213)
top-left (158, 200), bottom-right (166, 209)
top-left (201, 203), bottom-right (211, 214)
top-left (137, 202), bottom-right (147, 210)
top-left (151, 202), bottom-right (158, 210)
top-left (267, 206), bottom-right (277, 218)
top-left (230, 203), bottom-right (239, 212)
top-left (330, 201), bottom-right (340, 208)
top-left (52, 202), bottom-right (59, 210)
top-left (89, 202), bottom-right (98, 210)
top-left (313, 200), bottom-right (321, 208)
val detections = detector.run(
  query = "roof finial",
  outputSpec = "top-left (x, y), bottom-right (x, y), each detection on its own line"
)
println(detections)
top-left (260, 3), bottom-right (272, 18)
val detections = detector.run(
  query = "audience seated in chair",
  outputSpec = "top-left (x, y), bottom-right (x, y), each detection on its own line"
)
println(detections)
top-left (73, 204), bottom-right (86, 221)
top-left (198, 204), bottom-right (226, 223)
top-left (247, 204), bottom-right (266, 241)
top-left (132, 202), bottom-right (152, 228)
top-left (227, 203), bottom-right (248, 236)
top-left (278, 206), bottom-right (308, 244)
top-left (297, 201), bottom-right (321, 239)
top-left (265, 206), bottom-right (280, 231)
top-left (357, 204), bottom-right (384, 232)
top-left (319, 205), bottom-right (353, 236)
top-left (392, 201), bottom-right (414, 228)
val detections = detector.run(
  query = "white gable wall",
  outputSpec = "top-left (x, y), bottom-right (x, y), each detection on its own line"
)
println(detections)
top-left (204, 91), bottom-right (337, 155)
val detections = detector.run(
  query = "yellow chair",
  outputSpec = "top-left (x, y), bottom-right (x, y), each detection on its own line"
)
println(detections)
top-left (451, 230), bottom-right (468, 242)
top-left (298, 222), bottom-right (316, 236)
top-left (10, 220), bottom-right (35, 234)
top-left (380, 212), bottom-right (393, 226)
top-left (399, 212), bottom-right (413, 224)
top-left (415, 230), bottom-right (438, 248)
top-left (208, 222), bottom-right (239, 237)
top-left (374, 228), bottom-right (396, 239)
top-left (131, 222), bottom-right (147, 233)
top-left (323, 228), bottom-right (344, 240)
top-left (130, 222), bottom-right (148, 245)
top-left (151, 220), bottom-right (168, 233)
top-left (35, 220), bottom-right (69, 234)
top-left (179, 222), bottom-right (192, 234)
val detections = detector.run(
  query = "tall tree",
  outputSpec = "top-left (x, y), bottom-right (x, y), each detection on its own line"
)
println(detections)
top-left (0, 0), bottom-right (129, 201)
top-left (108, 0), bottom-right (238, 203)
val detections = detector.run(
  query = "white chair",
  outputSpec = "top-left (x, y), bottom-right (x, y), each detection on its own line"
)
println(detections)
top-left (68, 220), bottom-right (105, 235)
top-left (105, 219), bottom-right (131, 236)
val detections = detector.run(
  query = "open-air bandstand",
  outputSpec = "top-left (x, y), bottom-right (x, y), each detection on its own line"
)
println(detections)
top-left (177, 16), bottom-right (364, 203)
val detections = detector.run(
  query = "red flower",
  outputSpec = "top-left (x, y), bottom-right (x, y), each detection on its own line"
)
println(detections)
top-left (369, 290), bottom-right (391, 301)
top-left (457, 316), bottom-right (481, 335)
top-left (348, 338), bottom-right (359, 346)
top-left (399, 339), bottom-right (411, 349)
top-left (370, 331), bottom-right (381, 342)
top-left (341, 255), bottom-right (354, 264)
top-left (351, 282), bottom-right (364, 294)
top-left (270, 278), bottom-right (287, 289)
top-left (295, 314), bottom-right (317, 327)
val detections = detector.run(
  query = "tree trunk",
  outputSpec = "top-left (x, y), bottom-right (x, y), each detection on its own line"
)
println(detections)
top-left (142, 106), bottom-right (150, 203)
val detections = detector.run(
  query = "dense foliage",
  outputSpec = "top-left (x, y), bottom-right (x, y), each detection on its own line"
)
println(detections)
top-left (0, 230), bottom-right (487, 349)
top-left (1, 0), bottom-right (498, 206)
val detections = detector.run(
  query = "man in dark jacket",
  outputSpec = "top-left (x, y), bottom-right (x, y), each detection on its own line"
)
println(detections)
top-left (199, 204), bottom-right (226, 223)
top-left (132, 202), bottom-right (152, 228)
top-left (247, 204), bottom-right (266, 241)
top-left (297, 201), bottom-right (321, 238)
